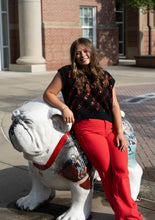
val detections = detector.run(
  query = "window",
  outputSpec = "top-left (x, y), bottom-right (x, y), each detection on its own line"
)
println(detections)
top-left (0, 0), bottom-right (10, 70)
top-left (116, 2), bottom-right (124, 56)
top-left (80, 6), bottom-right (96, 47)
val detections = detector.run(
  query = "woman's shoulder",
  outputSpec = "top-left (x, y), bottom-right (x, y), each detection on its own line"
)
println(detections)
top-left (58, 65), bottom-right (73, 86)
top-left (103, 69), bottom-right (113, 79)
top-left (58, 65), bottom-right (72, 74)
top-left (103, 69), bottom-right (115, 87)
top-left (102, 69), bottom-right (111, 77)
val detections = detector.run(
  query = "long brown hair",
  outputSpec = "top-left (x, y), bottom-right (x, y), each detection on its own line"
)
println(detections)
top-left (70, 38), bottom-right (108, 92)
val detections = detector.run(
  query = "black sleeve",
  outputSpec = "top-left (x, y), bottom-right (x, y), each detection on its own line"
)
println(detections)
top-left (106, 71), bottom-right (115, 88)
top-left (58, 65), bottom-right (72, 89)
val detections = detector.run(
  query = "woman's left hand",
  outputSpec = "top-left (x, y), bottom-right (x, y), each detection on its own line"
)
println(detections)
top-left (116, 132), bottom-right (128, 152)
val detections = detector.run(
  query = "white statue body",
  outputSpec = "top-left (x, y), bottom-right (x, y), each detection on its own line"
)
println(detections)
top-left (9, 99), bottom-right (143, 219)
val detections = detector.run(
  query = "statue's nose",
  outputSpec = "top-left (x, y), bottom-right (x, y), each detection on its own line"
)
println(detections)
top-left (9, 118), bottom-right (19, 137)
top-left (13, 118), bottom-right (19, 125)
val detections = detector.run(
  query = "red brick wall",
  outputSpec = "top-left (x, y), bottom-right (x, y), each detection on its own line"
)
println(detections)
top-left (42, 0), bottom-right (118, 70)
top-left (143, 12), bottom-right (155, 55)
top-left (152, 29), bottom-right (155, 55)
top-left (41, 0), bottom-right (82, 71)
top-left (125, 9), bottom-right (155, 57)
top-left (96, 0), bottom-right (119, 66)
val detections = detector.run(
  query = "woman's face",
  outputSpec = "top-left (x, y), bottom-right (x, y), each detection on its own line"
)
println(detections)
top-left (75, 44), bottom-right (91, 67)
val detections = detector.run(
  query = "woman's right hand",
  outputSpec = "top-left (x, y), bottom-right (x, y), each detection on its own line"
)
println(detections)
top-left (62, 106), bottom-right (75, 123)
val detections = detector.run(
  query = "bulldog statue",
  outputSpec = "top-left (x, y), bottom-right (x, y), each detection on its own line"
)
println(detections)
top-left (9, 99), bottom-right (93, 220)
top-left (9, 99), bottom-right (143, 220)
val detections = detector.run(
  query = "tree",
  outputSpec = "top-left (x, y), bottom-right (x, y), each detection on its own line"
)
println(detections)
top-left (117, 0), bottom-right (155, 12)
top-left (117, 0), bottom-right (155, 55)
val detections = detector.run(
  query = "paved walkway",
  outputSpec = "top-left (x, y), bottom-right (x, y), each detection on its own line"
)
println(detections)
top-left (0, 63), bottom-right (155, 219)
top-left (117, 84), bottom-right (155, 171)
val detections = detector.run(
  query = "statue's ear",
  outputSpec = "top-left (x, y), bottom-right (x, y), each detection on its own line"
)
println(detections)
top-left (51, 114), bottom-right (72, 133)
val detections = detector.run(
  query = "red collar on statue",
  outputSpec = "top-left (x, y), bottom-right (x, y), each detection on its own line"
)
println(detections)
top-left (33, 132), bottom-right (70, 170)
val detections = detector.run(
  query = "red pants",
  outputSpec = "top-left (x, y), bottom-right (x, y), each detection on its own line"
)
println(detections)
top-left (73, 119), bottom-right (143, 220)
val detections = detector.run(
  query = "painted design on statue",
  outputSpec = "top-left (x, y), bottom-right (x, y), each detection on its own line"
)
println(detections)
top-left (122, 117), bottom-right (137, 168)
top-left (59, 130), bottom-right (92, 189)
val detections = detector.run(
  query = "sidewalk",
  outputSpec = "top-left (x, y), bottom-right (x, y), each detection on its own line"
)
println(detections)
top-left (0, 63), bottom-right (155, 219)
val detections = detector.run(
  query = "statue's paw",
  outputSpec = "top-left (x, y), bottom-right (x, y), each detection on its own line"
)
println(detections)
top-left (56, 209), bottom-right (86, 220)
top-left (16, 195), bottom-right (42, 211)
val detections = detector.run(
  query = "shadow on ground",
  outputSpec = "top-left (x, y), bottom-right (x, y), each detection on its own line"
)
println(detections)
top-left (0, 166), bottom-right (154, 220)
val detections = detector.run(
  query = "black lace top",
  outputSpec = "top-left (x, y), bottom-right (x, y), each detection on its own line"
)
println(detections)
top-left (58, 65), bottom-right (115, 123)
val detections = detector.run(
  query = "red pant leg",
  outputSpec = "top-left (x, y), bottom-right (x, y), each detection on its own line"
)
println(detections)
top-left (74, 129), bottom-right (115, 209)
top-left (73, 119), bottom-right (143, 220)
top-left (73, 119), bottom-right (118, 211)
top-left (105, 121), bottom-right (143, 219)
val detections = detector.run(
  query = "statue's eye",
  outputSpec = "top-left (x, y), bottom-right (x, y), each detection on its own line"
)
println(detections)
top-left (23, 119), bottom-right (32, 125)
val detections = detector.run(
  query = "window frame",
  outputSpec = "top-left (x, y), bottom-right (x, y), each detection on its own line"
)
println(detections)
top-left (0, 0), bottom-right (10, 71)
top-left (116, 5), bottom-right (125, 56)
top-left (80, 6), bottom-right (97, 47)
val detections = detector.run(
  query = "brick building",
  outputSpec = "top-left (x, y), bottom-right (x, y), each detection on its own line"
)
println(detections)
top-left (0, 0), bottom-right (155, 71)
top-left (116, 3), bottom-right (155, 68)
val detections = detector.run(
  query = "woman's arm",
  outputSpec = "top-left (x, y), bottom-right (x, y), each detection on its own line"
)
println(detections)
top-left (112, 86), bottom-right (127, 152)
top-left (43, 72), bottom-right (75, 123)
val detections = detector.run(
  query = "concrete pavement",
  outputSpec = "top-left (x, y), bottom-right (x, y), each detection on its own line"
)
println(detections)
top-left (0, 62), bottom-right (155, 219)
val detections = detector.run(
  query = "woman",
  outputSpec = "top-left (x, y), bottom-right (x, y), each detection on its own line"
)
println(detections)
top-left (43, 38), bottom-right (143, 220)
